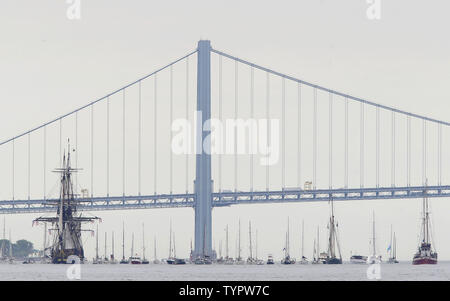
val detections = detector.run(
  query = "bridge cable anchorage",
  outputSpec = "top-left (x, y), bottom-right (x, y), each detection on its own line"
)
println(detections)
top-left (154, 74), bottom-right (158, 195)
top-left (0, 50), bottom-right (197, 147)
top-left (211, 48), bottom-right (450, 127)
top-left (107, 97), bottom-right (110, 197)
top-left (138, 81), bottom-right (142, 197)
top-left (360, 102), bottom-right (364, 188)
top-left (266, 72), bottom-right (270, 192)
top-left (186, 56), bottom-right (190, 194)
top-left (313, 88), bottom-right (317, 189)
top-left (298, 83), bottom-right (302, 188)
top-left (344, 97), bottom-right (348, 188)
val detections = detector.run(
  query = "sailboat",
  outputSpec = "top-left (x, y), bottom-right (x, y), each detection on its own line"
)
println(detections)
top-left (246, 221), bottom-right (256, 264)
top-left (110, 231), bottom-right (117, 264)
top-left (130, 233), bottom-right (142, 264)
top-left (224, 225), bottom-right (234, 264)
top-left (412, 186), bottom-right (437, 265)
top-left (234, 220), bottom-right (245, 265)
top-left (298, 220), bottom-right (308, 264)
top-left (387, 226), bottom-right (399, 264)
top-left (93, 225), bottom-right (101, 264)
top-left (367, 212), bottom-right (381, 264)
top-left (119, 221), bottom-right (128, 264)
top-left (312, 226), bottom-right (321, 264)
top-left (103, 232), bottom-right (109, 263)
top-left (142, 223), bottom-right (149, 264)
top-left (324, 198), bottom-right (342, 264)
top-left (167, 220), bottom-right (186, 265)
top-left (281, 217), bottom-right (296, 264)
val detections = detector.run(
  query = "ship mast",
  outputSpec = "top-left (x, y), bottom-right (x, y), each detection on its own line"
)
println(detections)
top-left (122, 221), bottom-right (125, 260)
top-left (225, 225), bottom-right (229, 259)
top-left (248, 221), bottom-right (253, 260)
top-left (142, 223), bottom-right (146, 261)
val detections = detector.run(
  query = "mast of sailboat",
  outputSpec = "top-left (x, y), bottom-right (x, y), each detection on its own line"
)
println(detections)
top-left (372, 211), bottom-right (376, 257)
top-left (301, 220), bottom-right (304, 259)
top-left (142, 223), bottom-right (146, 260)
top-left (112, 231), bottom-right (115, 260)
top-left (95, 224), bottom-right (99, 260)
top-left (131, 232), bottom-right (134, 257)
top-left (9, 229), bottom-right (12, 259)
top-left (122, 221), bottom-right (125, 260)
top-left (389, 225), bottom-right (393, 259)
top-left (169, 219), bottom-right (172, 258)
top-left (255, 230), bottom-right (258, 260)
top-left (225, 225), bottom-right (229, 259)
top-left (43, 222), bottom-right (47, 257)
top-left (154, 236), bottom-right (157, 260)
top-left (317, 226), bottom-right (320, 260)
top-left (238, 219), bottom-right (241, 260)
top-left (393, 232), bottom-right (397, 259)
top-left (328, 199), bottom-right (335, 258)
top-left (173, 232), bottom-right (177, 258)
top-left (104, 232), bottom-right (107, 260)
top-left (249, 221), bottom-right (253, 259)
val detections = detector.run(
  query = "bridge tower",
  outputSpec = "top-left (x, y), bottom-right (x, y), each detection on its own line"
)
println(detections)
top-left (193, 40), bottom-right (213, 258)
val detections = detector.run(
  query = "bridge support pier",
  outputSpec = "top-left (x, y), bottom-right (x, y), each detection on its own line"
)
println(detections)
top-left (193, 40), bottom-right (213, 258)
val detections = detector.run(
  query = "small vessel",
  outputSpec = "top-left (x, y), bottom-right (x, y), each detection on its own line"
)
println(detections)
top-left (119, 221), bottom-right (128, 264)
top-left (141, 223), bottom-right (149, 264)
top-left (92, 225), bottom-right (102, 264)
top-left (109, 231), bottom-right (117, 264)
top-left (224, 225), bottom-right (234, 265)
top-left (266, 254), bottom-right (275, 264)
top-left (323, 198), bottom-right (342, 264)
top-left (167, 220), bottom-right (186, 265)
top-left (103, 232), bottom-right (109, 263)
top-left (281, 218), bottom-right (296, 264)
top-left (350, 254), bottom-right (368, 264)
top-left (298, 220), bottom-right (308, 264)
top-left (246, 221), bottom-right (256, 264)
top-left (234, 220), bottom-right (245, 265)
top-left (312, 227), bottom-right (321, 264)
top-left (413, 187), bottom-right (437, 265)
top-left (129, 233), bottom-right (142, 264)
top-left (367, 212), bottom-right (382, 264)
top-left (387, 225), bottom-right (399, 264)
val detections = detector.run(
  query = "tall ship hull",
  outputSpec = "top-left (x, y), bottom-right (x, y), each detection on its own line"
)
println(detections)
top-left (413, 257), bottom-right (437, 265)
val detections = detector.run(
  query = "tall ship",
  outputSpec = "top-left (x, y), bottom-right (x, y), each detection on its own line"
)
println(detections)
top-left (412, 189), bottom-right (437, 265)
top-left (324, 198), bottom-right (342, 264)
top-left (33, 144), bottom-right (99, 264)
top-left (281, 218), bottom-right (296, 264)
top-left (367, 212), bottom-right (381, 264)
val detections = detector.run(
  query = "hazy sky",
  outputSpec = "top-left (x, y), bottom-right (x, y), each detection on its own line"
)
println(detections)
top-left (1, 1), bottom-right (450, 263)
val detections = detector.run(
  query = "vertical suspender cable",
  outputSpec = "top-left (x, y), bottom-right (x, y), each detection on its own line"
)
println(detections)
top-left (234, 61), bottom-right (238, 192)
top-left (138, 81), bottom-right (142, 196)
top-left (123, 89), bottom-right (126, 197)
top-left (391, 111), bottom-right (395, 187)
top-left (107, 97), bottom-right (110, 197)
top-left (186, 57), bottom-right (190, 194)
top-left (438, 124), bottom-right (442, 186)
top-left (12, 139), bottom-right (14, 201)
top-left (28, 133), bottom-right (30, 200)
top-left (91, 105), bottom-right (94, 198)
top-left (250, 67), bottom-right (254, 192)
top-left (59, 119), bottom-right (62, 167)
top-left (282, 77), bottom-right (285, 189)
top-left (266, 72), bottom-right (270, 192)
top-left (376, 106), bottom-right (380, 188)
top-left (329, 93), bottom-right (333, 189)
top-left (423, 120), bottom-right (427, 185)
top-left (43, 127), bottom-right (46, 200)
top-left (75, 112), bottom-right (78, 194)
top-left (344, 97), bottom-right (348, 188)
top-left (170, 66), bottom-right (173, 195)
top-left (360, 103), bottom-right (364, 188)
top-left (298, 83), bottom-right (302, 188)
top-left (154, 75), bottom-right (157, 195)
top-left (313, 88), bottom-right (317, 189)
top-left (218, 56), bottom-right (222, 193)
top-left (407, 116), bottom-right (411, 187)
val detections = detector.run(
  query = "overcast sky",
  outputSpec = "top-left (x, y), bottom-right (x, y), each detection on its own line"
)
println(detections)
top-left (0, 1), bottom-right (450, 262)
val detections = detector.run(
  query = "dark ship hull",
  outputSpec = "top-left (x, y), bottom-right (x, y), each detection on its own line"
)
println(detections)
top-left (413, 257), bottom-right (437, 265)
top-left (324, 257), bottom-right (342, 264)
top-left (52, 249), bottom-right (84, 264)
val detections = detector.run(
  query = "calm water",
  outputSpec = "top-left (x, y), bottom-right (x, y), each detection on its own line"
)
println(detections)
top-left (1, 261), bottom-right (450, 281)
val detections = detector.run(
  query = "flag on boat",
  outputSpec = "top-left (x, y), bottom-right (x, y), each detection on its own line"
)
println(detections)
top-left (387, 245), bottom-right (391, 252)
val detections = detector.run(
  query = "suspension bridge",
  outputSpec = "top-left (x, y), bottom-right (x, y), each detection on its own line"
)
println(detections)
top-left (0, 40), bottom-right (449, 258)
